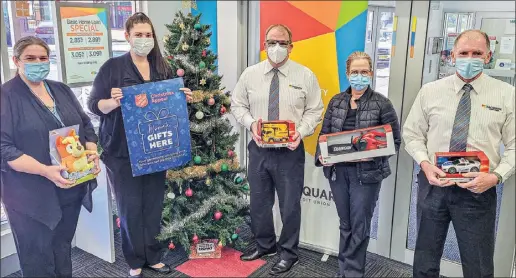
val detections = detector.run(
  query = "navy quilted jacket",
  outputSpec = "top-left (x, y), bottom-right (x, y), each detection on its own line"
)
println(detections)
top-left (315, 86), bottom-right (401, 184)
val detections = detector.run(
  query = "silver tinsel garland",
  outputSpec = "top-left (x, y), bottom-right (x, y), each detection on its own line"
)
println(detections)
top-left (174, 54), bottom-right (198, 73)
top-left (160, 191), bottom-right (250, 237)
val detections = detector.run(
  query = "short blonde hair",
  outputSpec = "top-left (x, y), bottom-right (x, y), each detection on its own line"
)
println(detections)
top-left (346, 51), bottom-right (373, 74)
top-left (453, 29), bottom-right (490, 51)
top-left (265, 24), bottom-right (292, 42)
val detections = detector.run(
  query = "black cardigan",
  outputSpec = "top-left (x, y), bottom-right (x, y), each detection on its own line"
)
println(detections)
top-left (0, 75), bottom-right (98, 229)
top-left (87, 53), bottom-right (172, 158)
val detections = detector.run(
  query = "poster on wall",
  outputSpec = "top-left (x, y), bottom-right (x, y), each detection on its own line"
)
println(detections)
top-left (56, 2), bottom-right (112, 87)
top-left (120, 78), bottom-right (192, 177)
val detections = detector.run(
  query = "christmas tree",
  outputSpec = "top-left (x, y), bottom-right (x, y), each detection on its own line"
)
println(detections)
top-left (157, 11), bottom-right (250, 253)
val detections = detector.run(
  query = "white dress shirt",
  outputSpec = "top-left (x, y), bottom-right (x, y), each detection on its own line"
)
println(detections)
top-left (231, 59), bottom-right (324, 139)
top-left (403, 73), bottom-right (515, 182)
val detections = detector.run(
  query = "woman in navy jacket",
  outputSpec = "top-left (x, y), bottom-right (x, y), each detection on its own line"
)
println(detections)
top-left (87, 12), bottom-right (192, 278)
top-left (0, 36), bottom-right (100, 277)
top-left (315, 52), bottom-right (401, 278)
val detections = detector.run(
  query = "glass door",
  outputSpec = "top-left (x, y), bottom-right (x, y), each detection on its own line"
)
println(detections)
top-left (390, 1), bottom-right (516, 277)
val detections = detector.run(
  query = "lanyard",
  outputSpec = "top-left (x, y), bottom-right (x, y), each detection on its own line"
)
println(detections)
top-left (28, 81), bottom-right (65, 128)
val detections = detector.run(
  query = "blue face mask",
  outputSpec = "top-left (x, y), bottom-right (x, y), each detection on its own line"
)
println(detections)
top-left (455, 57), bottom-right (484, 79)
top-left (349, 75), bottom-right (371, 91)
top-left (23, 62), bottom-right (50, 82)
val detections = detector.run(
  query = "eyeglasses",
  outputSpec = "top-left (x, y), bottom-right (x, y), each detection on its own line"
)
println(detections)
top-left (349, 70), bottom-right (371, 77)
top-left (265, 40), bottom-right (291, 48)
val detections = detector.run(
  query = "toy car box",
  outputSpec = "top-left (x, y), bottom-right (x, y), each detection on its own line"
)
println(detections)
top-left (435, 151), bottom-right (489, 182)
top-left (257, 119), bottom-right (296, 148)
top-left (319, 124), bottom-right (395, 164)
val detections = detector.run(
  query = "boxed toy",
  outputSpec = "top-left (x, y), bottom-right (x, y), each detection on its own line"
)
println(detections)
top-left (189, 239), bottom-right (222, 259)
top-left (257, 119), bottom-right (296, 148)
top-left (319, 124), bottom-right (395, 164)
top-left (435, 151), bottom-right (489, 182)
top-left (49, 124), bottom-right (98, 187)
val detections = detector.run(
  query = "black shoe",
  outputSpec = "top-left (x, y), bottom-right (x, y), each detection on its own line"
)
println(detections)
top-left (269, 259), bottom-right (299, 275)
top-left (240, 247), bottom-right (277, 261)
top-left (144, 264), bottom-right (171, 274)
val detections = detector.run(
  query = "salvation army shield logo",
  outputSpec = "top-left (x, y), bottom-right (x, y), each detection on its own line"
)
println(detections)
top-left (135, 93), bottom-right (149, 108)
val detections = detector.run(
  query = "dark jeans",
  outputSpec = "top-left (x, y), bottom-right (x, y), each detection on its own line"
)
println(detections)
top-left (5, 185), bottom-right (86, 277)
top-left (103, 155), bottom-right (166, 269)
top-left (247, 140), bottom-right (305, 261)
top-left (413, 171), bottom-right (496, 278)
top-left (329, 164), bottom-right (381, 277)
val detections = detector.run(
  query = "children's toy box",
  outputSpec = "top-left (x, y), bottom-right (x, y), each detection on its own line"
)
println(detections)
top-left (257, 119), bottom-right (296, 148)
top-left (319, 124), bottom-right (395, 164)
top-left (435, 151), bottom-right (489, 182)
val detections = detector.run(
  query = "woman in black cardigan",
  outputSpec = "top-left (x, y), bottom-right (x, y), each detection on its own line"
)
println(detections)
top-left (88, 12), bottom-right (192, 278)
top-left (0, 36), bottom-right (100, 277)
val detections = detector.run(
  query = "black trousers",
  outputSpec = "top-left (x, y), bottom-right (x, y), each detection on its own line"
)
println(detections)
top-left (329, 164), bottom-right (381, 277)
top-left (413, 171), bottom-right (496, 278)
top-left (247, 140), bottom-right (305, 261)
top-left (103, 155), bottom-right (166, 269)
top-left (5, 185), bottom-right (86, 277)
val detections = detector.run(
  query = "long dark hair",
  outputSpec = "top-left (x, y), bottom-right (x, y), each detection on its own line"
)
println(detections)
top-left (125, 12), bottom-right (172, 79)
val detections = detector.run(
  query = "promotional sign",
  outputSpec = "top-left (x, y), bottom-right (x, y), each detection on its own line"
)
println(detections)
top-left (56, 2), bottom-right (112, 86)
top-left (121, 78), bottom-right (192, 177)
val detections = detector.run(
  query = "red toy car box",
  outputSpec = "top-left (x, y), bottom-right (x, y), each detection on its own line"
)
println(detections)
top-left (319, 124), bottom-right (396, 164)
top-left (257, 119), bottom-right (296, 148)
top-left (435, 151), bottom-right (489, 182)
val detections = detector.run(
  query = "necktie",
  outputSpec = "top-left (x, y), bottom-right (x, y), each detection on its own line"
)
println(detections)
top-left (268, 68), bottom-right (280, 121)
top-left (449, 84), bottom-right (473, 152)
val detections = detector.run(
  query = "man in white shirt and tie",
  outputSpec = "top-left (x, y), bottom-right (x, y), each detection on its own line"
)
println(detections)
top-left (231, 24), bottom-right (323, 275)
top-left (403, 29), bottom-right (515, 277)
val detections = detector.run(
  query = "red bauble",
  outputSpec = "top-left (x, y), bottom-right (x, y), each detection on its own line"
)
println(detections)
top-left (116, 217), bottom-right (121, 228)
top-left (220, 106), bottom-right (227, 115)
top-left (207, 97), bottom-right (215, 106)
top-left (202, 50), bottom-right (207, 57)
top-left (168, 55), bottom-right (173, 60)
top-left (235, 228), bottom-right (241, 234)
top-left (214, 211), bottom-right (223, 220)
top-left (185, 188), bottom-right (193, 197)
top-left (228, 149), bottom-right (234, 157)
top-left (193, 234), bottom-right (199, 243)
top-left (168, 242), bottom-right (175, 250)
top-left (176, 68), bottom-right (185, 77)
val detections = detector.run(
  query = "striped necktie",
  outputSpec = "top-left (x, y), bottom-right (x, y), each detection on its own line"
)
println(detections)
top-left (268, 68), bottom-right (280, 121)
top-left (449, 84), bottom-right (473, 152)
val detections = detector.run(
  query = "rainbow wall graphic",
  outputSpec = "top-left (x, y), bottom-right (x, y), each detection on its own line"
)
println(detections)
top-left (260, 0), bottom-right (368, 157)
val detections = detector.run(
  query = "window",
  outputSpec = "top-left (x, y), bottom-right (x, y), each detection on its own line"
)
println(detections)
top-left (443, 12), bottom-right (474, 50)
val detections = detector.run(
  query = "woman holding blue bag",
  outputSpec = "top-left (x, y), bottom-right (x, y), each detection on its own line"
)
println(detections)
top-left (87, 12), bottom-right (192, 278)
top-left (315, 51), bottom-right (401, 278)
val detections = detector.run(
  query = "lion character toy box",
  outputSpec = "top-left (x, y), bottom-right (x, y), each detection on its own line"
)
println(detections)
top-left (257, 119), bottom-right (296, 148)
top-left (319, 124), bottom-right (396, 164)
top-left (435, 151), bottom-right (489, 183)
top-left (49, 124), bottom-right (98, 186)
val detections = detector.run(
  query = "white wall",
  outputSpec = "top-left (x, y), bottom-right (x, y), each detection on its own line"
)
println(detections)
top-left (143, 1), bottom-right (187, 52)
top-left (217, 1), bottom-right (247, 163)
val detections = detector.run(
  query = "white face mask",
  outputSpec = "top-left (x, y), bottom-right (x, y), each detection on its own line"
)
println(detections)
top-left (267, 43), bottom-right (288, 64)
top-left (131, 38), bottom-right (154, 57)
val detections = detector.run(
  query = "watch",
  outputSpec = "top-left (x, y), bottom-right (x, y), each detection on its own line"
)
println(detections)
top-left (492, 172), bottom-right (503, 184)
